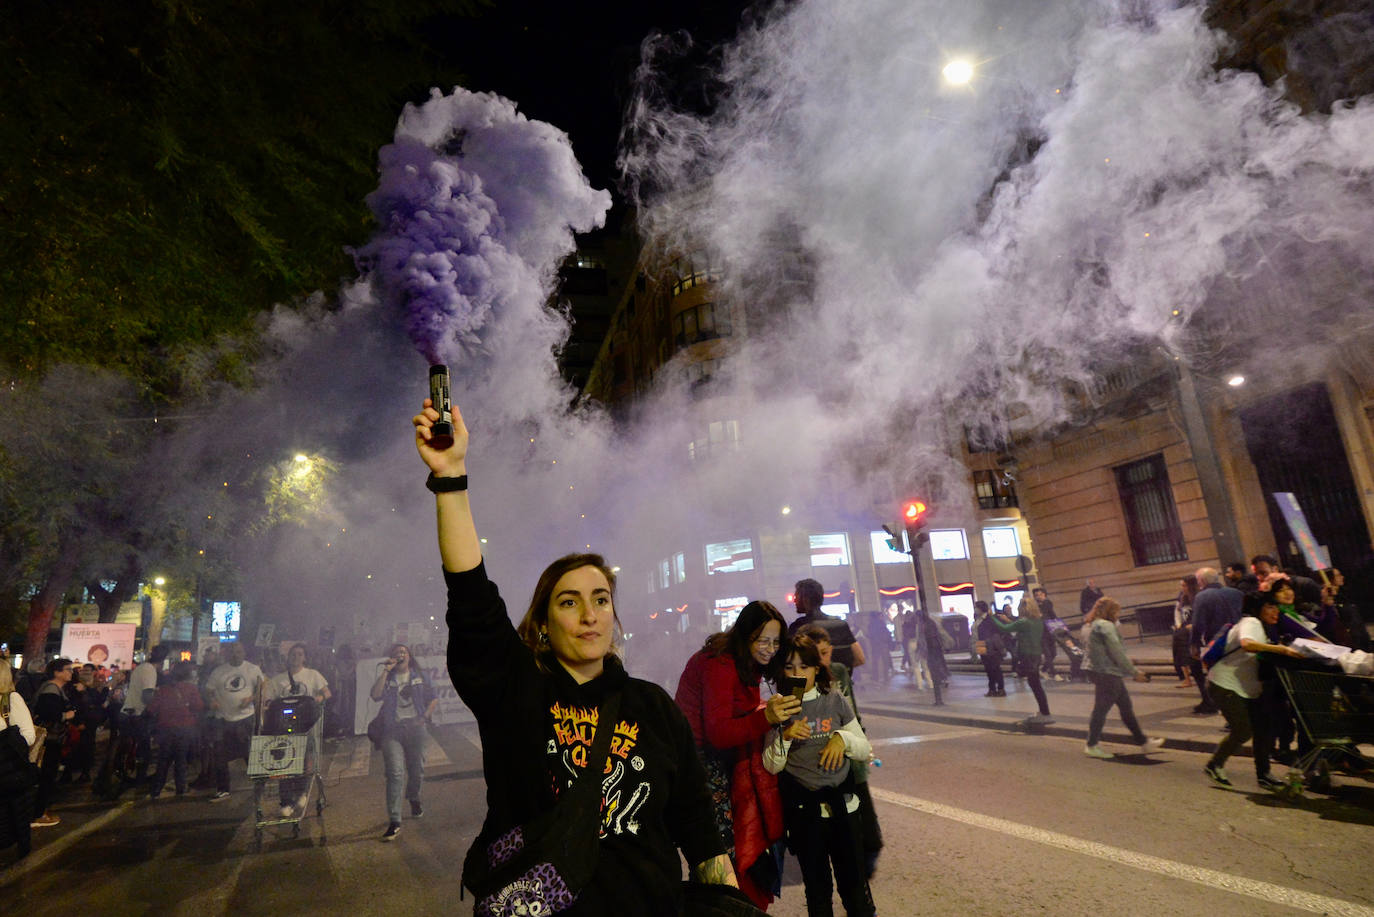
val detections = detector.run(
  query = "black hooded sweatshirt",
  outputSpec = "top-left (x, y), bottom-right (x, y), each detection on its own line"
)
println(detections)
top-left (445, 562), bottom-right (724, 916)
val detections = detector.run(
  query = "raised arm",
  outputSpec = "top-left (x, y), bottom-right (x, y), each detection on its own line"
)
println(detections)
top-left (413, 398), bottom-right (481, 573)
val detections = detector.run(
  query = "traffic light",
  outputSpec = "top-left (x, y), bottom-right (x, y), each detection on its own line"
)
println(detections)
top-left (902, 499), bottom-right (930, 550)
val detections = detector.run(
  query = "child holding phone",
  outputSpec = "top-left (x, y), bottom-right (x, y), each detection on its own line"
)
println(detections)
top-left (762, 635), bottom-right (875, 917)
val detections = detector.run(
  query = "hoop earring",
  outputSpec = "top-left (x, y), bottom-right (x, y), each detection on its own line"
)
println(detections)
top-left (538, 630), bottom-right (550, 646)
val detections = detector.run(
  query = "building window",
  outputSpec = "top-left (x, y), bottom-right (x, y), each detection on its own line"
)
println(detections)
top-left (981, 527), bottom-right (1020, 558)
top-left (706, 539), bottom-right (754, 574)
top-left (689, 419), bottom-right (741, 461)
top-left (973, 469), bottom-right (1018, 509)
top-left (1114, 454), bottom-right (1188, 566)
top-left (870, 531), bottom-right (909, 564)
top-left (674, 552), bottom-right (686, 583)
top-left (674, 302), bottom-right (732, 348)
top-left (659, 559), bottom-right (671, 590)
top-left (809, 533), bottom-right (850, 567)
top-left (671, 253), bottom-right (723, 296)
top-left (929, 530), bottom-right (968, 561)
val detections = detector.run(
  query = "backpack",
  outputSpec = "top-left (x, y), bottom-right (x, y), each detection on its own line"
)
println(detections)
top-left (0, 694), bottom-right (40, 793)
top-left (1200, 623), bottom-right (1237, 667)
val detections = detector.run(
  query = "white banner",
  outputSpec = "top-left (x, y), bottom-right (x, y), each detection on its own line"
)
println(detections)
top-left (351, 654), bottom-right (469, 735)
top-left (60, 623), bottom-right (138, 670)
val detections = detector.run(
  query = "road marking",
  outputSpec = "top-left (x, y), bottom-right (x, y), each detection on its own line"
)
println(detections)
top-left (0, 800), bottom-right (135, 880)
top-left (870, 786), bottom-right (1374, 916)
top-left (459, 727), bottom-right (483, 752)
top-left (870, 729), bottom-right (983, 747)
top-left (422, 730), bottom-right (452, 768)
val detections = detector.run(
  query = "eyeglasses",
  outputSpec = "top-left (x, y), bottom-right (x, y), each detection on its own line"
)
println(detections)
top-left (752, 638), bottom-right (781, 649)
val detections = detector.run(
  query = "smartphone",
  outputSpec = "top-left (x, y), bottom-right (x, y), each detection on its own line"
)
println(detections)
top-left (782, 676), bottom-right (807, 702)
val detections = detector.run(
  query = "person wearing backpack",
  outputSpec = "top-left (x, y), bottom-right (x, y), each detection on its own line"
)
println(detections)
top-left (1202, 592), bottom-right (1304, 791)
top-left (1188, 568), bottom-right (1243, 715)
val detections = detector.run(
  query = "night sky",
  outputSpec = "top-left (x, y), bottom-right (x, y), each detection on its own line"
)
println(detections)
top-left (437, 0), bottom-right (753, 196)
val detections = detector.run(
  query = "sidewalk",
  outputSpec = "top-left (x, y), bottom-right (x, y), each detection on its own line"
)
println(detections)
top-left (855, 633), bottom-right (1233, 755)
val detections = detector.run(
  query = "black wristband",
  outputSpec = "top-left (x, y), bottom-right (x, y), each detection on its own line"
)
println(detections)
top-left (425, 472), bottom-right (468, 493)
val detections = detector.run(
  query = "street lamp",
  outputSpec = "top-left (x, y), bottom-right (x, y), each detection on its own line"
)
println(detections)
top-left (942, 59), bottom-right (975, 86)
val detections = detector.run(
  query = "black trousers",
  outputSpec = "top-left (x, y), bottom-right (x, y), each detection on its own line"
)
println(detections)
top-left (981, 654), bottom-right (1004, 692)
top-left (785, 792), bottom-right (876, 917)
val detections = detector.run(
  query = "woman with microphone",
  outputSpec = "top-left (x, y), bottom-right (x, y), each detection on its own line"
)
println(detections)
top-left (370, 643), bottom-right (437, 840)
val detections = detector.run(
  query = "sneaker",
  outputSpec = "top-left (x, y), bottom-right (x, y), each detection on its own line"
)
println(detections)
top-left (209, 790), bottom-right (231, 803)
top-left (30, 813), bottom-right (61, 828)
top-left (296, 793), bottom-right (310, 812)
top-left (1028, 713), bottom-right (1054, 724)
top-left (992, 689), bottom-right (1006, 697)
top-left (410, 800), bottom-right (423, 818)
top-left (1084, 744), bottom-right (1114, 759)
top-left (381, 823), bottom-right (401, 842)
top-left (1257, 774), bottom-right (1287, 793)
top-left (281, 803), bottom-right (295, 817)
top-left (1203, 763), bottom-right (1232, 787)
top-left (1140, 737), bottom-right (1166, 752)
top-left (1192, 703), bottom-right (1219, 716)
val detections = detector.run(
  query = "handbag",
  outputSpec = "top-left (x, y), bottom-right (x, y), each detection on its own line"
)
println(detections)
top-left (462, 690), bottom-right (622, 917)
top-left (366, 713), bottom-right (386, 748)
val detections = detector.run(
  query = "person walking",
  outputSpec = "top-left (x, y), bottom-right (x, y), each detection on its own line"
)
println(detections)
top-left (146, 661), bottom-right (204, 799)
top-left (1081, 598), bottom-right (1166, 759)
top-left (369, 643), bottom-right (434, 840)
top-left (1202, 592), bottom-right (1305, 791)
top-left (675, 600), bottom-right (796, 909)
top-left (415, 396), bottom-right (740, 915)
top-left (203, 642), bottom-right (263, 802)
top-left (973, 602), bottom-right (1006, 697)
top-left (991, 602), bottom-right (1051, 722)
top-left (1189, 568), bottom-right (1243, 715)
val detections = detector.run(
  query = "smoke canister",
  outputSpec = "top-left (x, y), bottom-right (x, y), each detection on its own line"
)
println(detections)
top-left (428, 364), bottom-right (455, 449)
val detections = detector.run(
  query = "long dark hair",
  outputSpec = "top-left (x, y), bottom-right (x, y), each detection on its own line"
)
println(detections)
top-left (784, 633), bottom-right (833, 694)
top-left (704, 600), bottom-right (785, 687)
top-left (518, 553), bottom-right (622, 670)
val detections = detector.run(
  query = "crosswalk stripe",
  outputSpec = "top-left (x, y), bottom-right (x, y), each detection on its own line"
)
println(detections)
top-left (870, 729), bottom-right (983, 747)
top-left (870, 786), bottom-right (1374, 917)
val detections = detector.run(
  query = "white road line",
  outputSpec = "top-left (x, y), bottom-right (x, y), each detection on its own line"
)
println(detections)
top-left (870, 786), bottom-right (1374, 917)
top-left (459, 727), bottom-right (483, 752)
top-left (1, 800), bottom-right (135, 880)
top-left (870, 729), bottom-right (983, 747)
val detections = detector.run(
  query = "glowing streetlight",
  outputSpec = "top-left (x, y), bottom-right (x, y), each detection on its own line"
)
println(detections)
top-left (942, 59), bottom-right (975, 85)
top-left (1227, 375), bottom-right (1245, 387)
top-left (780, 505), bottom-right (792, 516)
top-left (153, 576), bottom-right (166, 586)
top-left (294, 453), bottom-right (309, 463)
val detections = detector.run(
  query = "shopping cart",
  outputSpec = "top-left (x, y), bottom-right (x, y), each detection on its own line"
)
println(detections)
top-left (247, 694), bottom-right (326, 848)
top-left (1275, 667), bottom-right (1374, 794)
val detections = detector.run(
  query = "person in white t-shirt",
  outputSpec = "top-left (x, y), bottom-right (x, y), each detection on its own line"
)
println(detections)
top-left (263, 644), bottom-right (331, 816)
top-left (1202, 593), bottom-right (1303, 792)
top-left (204, 642), bottom-right (264, 802)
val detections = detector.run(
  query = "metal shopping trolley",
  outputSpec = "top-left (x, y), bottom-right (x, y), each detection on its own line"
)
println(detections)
top-left (1276, 667), bottom-right (1374, 794)
top-left (248, 694), bottom-right (327, 848)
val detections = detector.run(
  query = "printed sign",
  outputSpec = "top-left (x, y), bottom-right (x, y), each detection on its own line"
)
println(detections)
top-left (1273, 492), bottom-right (1328, 572)
top-left (352, 655), bottom-right (467, 735)
top-left (60, 623), bottom-right (137, 670)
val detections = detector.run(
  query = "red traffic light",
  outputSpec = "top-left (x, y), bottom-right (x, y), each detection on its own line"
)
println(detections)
top-left (903, 500), bottom-right (928, 523)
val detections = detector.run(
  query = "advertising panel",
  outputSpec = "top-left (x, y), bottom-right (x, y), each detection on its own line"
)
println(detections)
top-left (60, 623), bottom-right (138, 670)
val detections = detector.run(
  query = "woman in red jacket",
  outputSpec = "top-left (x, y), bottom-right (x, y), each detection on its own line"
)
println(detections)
top-left (676, 601), bottom-right (800, 909)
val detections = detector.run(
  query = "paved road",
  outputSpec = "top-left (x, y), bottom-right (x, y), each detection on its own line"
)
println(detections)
top-left (4, 670), bottom-right (1373, 916)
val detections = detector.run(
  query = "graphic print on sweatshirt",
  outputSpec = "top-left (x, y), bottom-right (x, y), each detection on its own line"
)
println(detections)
top-left (546, 701), bottom-right (651, 837)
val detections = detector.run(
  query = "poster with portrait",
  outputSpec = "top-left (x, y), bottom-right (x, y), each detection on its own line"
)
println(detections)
top-left (60, 623), bottom-right (138, 670)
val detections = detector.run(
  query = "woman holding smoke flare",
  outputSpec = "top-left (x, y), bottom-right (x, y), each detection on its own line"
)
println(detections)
top-left (413, 397), bottom-right (740, 916)
top-left (675, 600), bottom-right (799, 909)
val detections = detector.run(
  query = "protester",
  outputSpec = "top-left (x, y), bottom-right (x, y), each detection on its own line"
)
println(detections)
top-left (973, 602), bottom-right (1006, 697)
top-left (763, 634), bottom-right (875, 917)
top-left (369, 643), bottom-right (433, 840)
top-left (265, 643), bottom-right (330, 817)
top-left (1202, 592), bottom-right (1304, 791)
top-left (416, 397), bottom-right (738, 915)
top-left (1079, 579), bottom-right (1104, 616)
top-left (1022, 588), bottom-right (1062, 681)
top-left (146, 661), bottom-right (204, 799)
top-left (1081, 598), bottom-right (1166, 759)
top-left (675, 600), bottom-right (795, 909)
top-left (123, 644), bottom-right (169, 784)
top-left (30, 659), bottom-right (77, 827)
top-left (991, 602), bottom-right (1051, 721)
top-left (204, 641), bottom-right (264, 802)
top-left (1188, 567), bottom-right (1243, 715)
top-left (1171, 575), bottom-right (1199, 688)
top-left (1, 663), bottom-right (38, 859)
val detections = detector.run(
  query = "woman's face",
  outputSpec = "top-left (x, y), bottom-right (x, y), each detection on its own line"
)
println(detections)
top-left (749, 620), bottom-right (782, 667)
top-left (782, 652), bottom-right (818, 693)
top-left (287, 646), bottom-right (306, 671)
top-left (392, 646), bottom-right (410, 669)
top-left (1273, 583), bottom-right (1295, 606)
top-left (1260, 603), bottom-right (1280, 626)
top-left (546, 565), bottom-right (615, 675)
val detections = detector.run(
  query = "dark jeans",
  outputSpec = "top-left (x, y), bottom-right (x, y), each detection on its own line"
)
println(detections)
top-left (1016, 656), bottom-right (1050, 715)
top-left (120, 712), bottom-right (154, 781)
top-left (981, 654), bottom-right (1004, 692)
top-left (150, 725), bottom-right (196, 796)
top-left (1086, 672), bottom-right (1147, 746)
top-left (1188, 657), bottom-right (1214, 709)
top-left (210, 717), bottom-right (254, 792)
top-left (1207, 683), bottom-right (1272, 777)
top-left (784, 794), bottom-right (875, 917)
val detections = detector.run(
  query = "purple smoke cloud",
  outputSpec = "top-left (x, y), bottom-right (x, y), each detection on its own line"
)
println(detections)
top-left (355, 88), bottom-right (611, 365)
